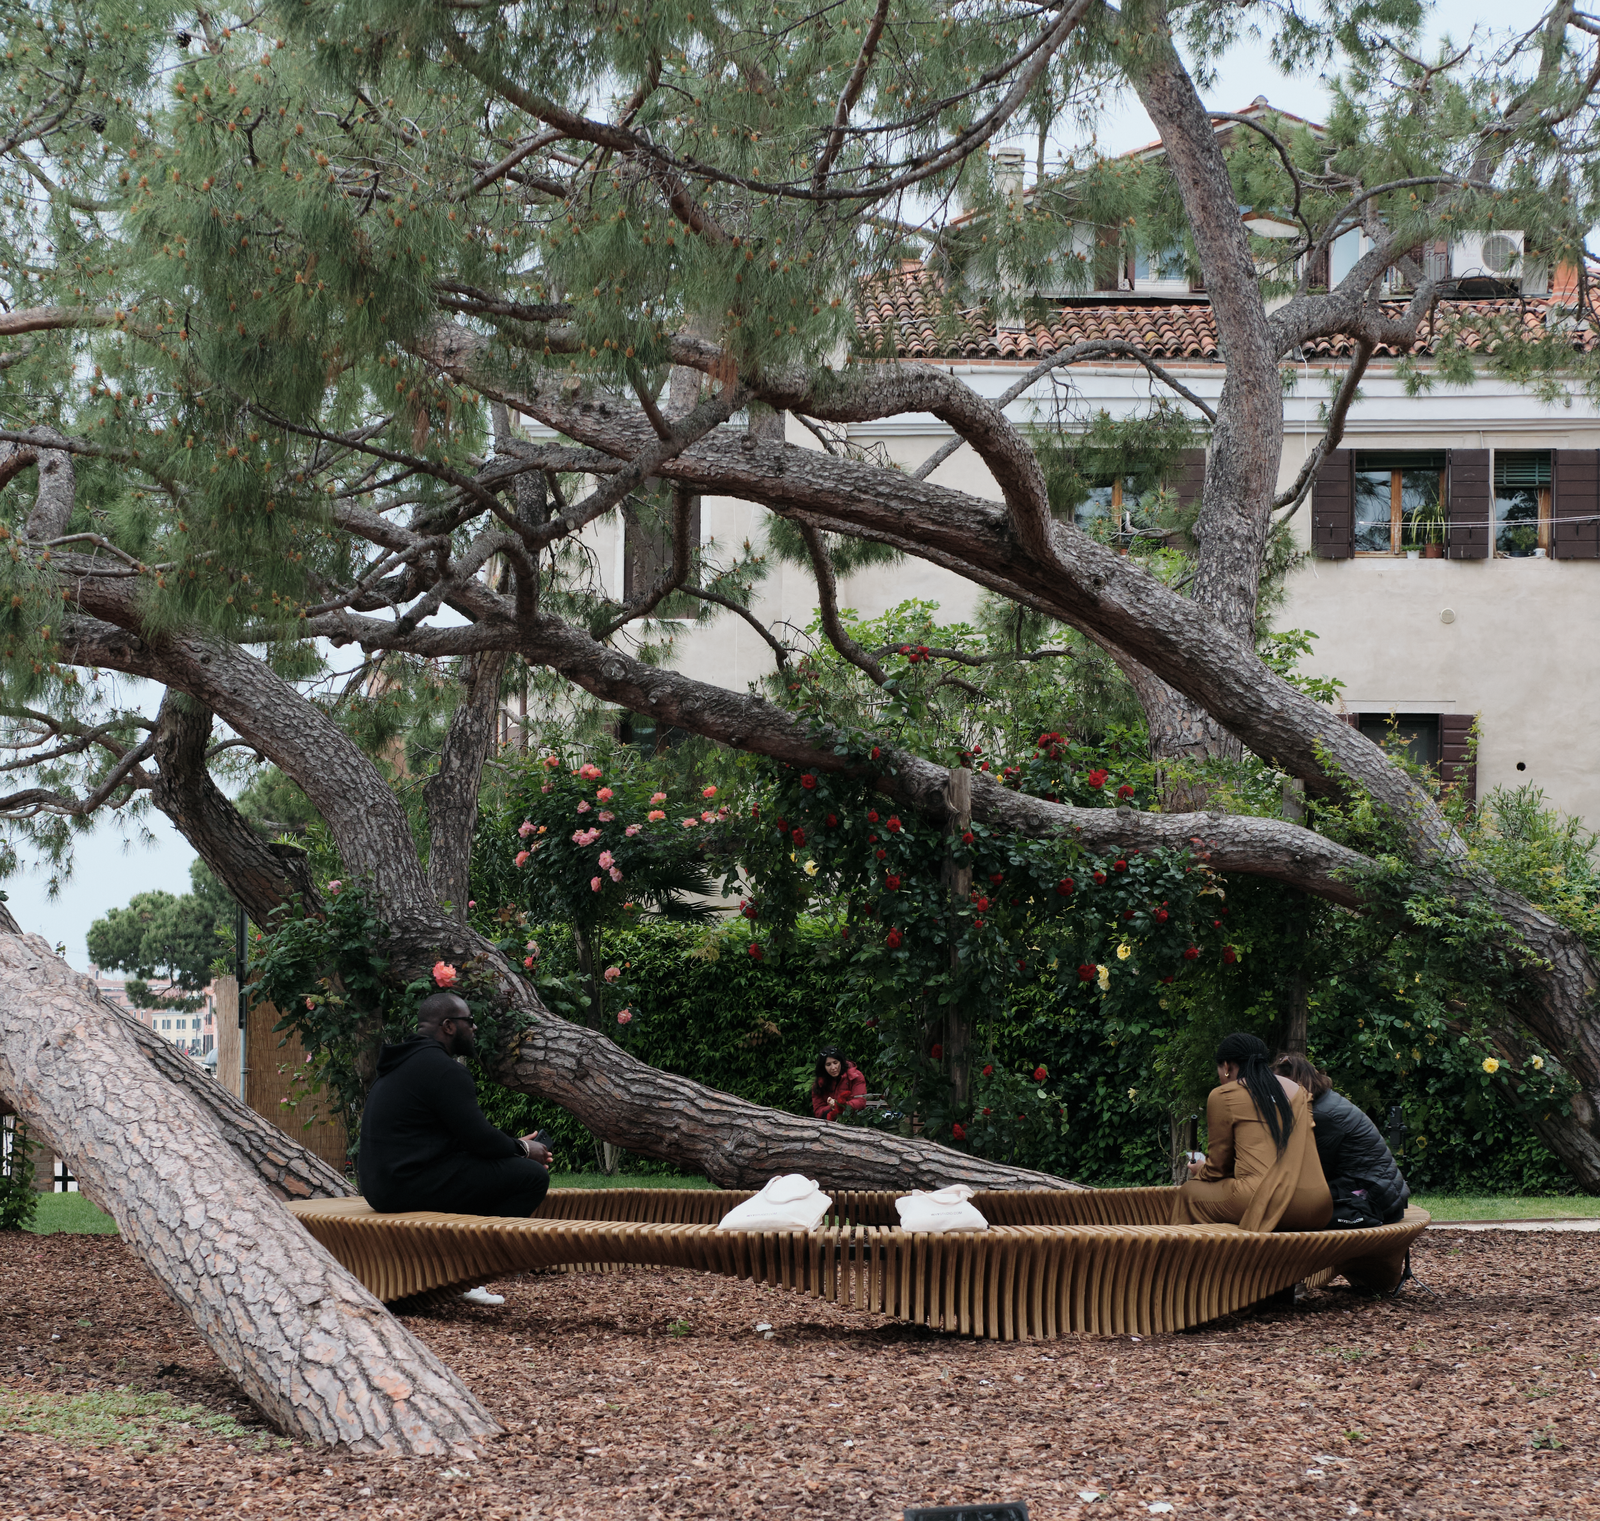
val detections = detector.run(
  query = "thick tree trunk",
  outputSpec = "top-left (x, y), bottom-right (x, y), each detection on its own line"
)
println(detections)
top-left (424, 648), bottom-right (510, 918)
top-left (0, 930), bottom-right (501, 1453)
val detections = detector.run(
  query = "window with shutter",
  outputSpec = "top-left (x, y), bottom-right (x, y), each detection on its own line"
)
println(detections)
top-left (1172, 448), bottom-right (1207, 512)
top-left (1353, 452), bottom-right (1446, 554)
top-left (1311, 449), bottom-right (1353, 559)
top-left (1492, 450), bottom-right (1552, 556)
top-left (1446, 449), bottom-right (1491, 559)
top-left (1552, 448), bottom-right (1600, 559)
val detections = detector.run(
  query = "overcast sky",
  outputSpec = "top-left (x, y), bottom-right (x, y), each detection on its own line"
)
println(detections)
top-left (15, 0), bottom-right (1549, 969)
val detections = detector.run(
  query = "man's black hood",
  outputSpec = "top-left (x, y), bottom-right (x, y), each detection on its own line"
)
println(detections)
top-left (374, 1033), bottom-right (443, 1078)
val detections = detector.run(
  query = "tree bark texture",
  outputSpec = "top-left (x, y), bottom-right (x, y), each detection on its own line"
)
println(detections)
top-left (424, 647), bottom-right (510, 918)
top-left (0, 930), bottom-right (501, 1453)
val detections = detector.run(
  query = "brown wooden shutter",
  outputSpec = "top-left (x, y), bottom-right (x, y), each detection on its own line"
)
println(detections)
top-left (1172, 449), bottom-right (1207, 511)
top-left (1552, 448), bottom-right (1600, 559)
top-left (1447, 449), bottom-right (1491, 559)
top-left (1311, 449), bottom-right (1353, 559)
top-left (1439, 713), bottom-right (1478, 805)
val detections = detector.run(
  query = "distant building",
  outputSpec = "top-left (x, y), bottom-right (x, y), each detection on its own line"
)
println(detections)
top-left (91, 967), bottom-right (218, 1057)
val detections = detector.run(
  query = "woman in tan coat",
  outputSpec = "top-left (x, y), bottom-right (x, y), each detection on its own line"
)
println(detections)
top-left (1170, 1032), bottom-right (1332, 1232)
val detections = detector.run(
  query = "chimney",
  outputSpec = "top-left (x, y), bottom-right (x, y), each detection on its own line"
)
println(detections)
top-left (991, 147), bottom-right (1025, 203)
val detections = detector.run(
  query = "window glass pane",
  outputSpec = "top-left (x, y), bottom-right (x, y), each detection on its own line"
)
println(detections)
top-left (1358, 715), bottom-right (1440, 771)
top-left (1075, 482), bottom-right (1116, 531)
top-left (1134, 246), bottom-right (1184, 281)
top-left (1494, 451), bottom-right (1551, 557)
top-left (1353, 470), bottom-right (1393, 552)
top-left (1329, 228), bottom-right (1360, 286)
top-left (1397, 467), bottom-right (1443, 549)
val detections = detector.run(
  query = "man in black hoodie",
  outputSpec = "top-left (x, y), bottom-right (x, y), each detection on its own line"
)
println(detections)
top-left (359, 991), bottom-right (552, 1216)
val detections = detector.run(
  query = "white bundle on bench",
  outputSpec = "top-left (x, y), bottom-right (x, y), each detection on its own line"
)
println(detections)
top-left (895, 1184), bottom-right (990, 1233)
top-left (714, 1173), bottom-right (833, 1232)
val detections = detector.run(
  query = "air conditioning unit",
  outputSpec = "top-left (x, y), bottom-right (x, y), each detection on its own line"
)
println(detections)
top-left (1450, 230), bottom-right (1526, 283)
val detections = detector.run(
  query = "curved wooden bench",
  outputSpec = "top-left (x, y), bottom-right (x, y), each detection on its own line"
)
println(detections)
top-left (288, 1187), bottom-right (1429, 1338)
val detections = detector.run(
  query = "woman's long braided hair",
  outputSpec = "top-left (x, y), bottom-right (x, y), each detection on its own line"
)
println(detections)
top-left (1216, 1032), bottom-right (1295, 1153)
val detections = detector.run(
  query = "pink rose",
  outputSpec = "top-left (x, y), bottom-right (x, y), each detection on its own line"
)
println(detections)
top-left (648, 810), bottom-right (666, 822)
top-left (650, 792), bottom-right (667, 804)
top-left (524, 940), bottom-right (539, 955)
top-left (578, 763), bottom-right (603, 781)
top-left (700, 810), bottom-right (715, 823)
top-left (327, 880), bottom-right (342, 895)
top-left (432, 962), bottom-right (459, 988)
top-left (518, 821), bottom-right (536, 838)
top-left (604, 966), bottom-right (621, 982)
top-left (577, 800), bottom-right (591, 813)
top-left (467, 901), bottom-right (475, 909)
top-left (597, 787), bottom-right (614, 801)
top-left (541, 783), bottom-right (553, 794)
top-left (305, 997), bottom-right (315, 1010)
top-left (598, 850), bottom-right (615, 869)
top-left (609, 866), bottom-right (623, 882)
top-left (597, 810), bottom-right (614, 822)
top-left (542, 755), bottom-right (560, 770)
top-left (702, 785), bottom-right (717, 799)
top-left (617, 1008), bottom-right (633, 1025)
top-left (591, 877), bottom-right (603, 892)
top-left (682, 817), bottom-right (698, 828)
top-left (523, 956), bottom-right (535, 969)
top-left (625, 823), bottom-right (643, 837)
top-left (515, 850), bottom-right (530, 867)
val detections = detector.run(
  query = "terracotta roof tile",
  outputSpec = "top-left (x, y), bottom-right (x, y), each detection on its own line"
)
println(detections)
top-left (857, 264), bottom-right (1595, 364)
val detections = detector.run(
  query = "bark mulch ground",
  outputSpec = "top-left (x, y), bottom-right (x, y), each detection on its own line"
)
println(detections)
top-left (2, 1227), bottom-right (1598, 1520)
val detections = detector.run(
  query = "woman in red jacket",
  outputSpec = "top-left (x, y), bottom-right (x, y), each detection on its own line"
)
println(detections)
top-left (811, 1047), bottom-right (867, 1120)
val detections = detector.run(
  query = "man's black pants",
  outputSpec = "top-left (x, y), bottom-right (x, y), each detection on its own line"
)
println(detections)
top-left (370, 1156), bottom-right (550, 1218)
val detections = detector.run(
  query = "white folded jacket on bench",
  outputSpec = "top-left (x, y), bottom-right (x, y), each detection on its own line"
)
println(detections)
top-left (894, 1184), bottom-right (990, 1233)
top-left (714, 1173), bottom-right (833, 1232)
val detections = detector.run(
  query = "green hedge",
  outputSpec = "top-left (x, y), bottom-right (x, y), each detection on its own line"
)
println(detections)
top-left (475, 919), bottom-right (872, 1172)
top-left (473, 915), bottom-right (1573, 1193)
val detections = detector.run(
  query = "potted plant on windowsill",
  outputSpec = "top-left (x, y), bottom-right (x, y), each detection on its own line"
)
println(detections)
top-left (1413, 497), bottom-right (1447, 558)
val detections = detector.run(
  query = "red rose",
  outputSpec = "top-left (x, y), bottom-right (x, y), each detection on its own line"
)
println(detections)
top-left (867, 810), bottom-right (880, 823)
top-left (749, 943), bottom-right (764, 961)
top-left (1087, 768), bottom-right (1109, 789)
top-left (1056, 878), bottom-right (1075, 896)
top-left (1033, 1066), bottom-right (1048, 1082)
top-left (1077, 964), bottom-right (1096, 982)
top-left (1117, 784), bottom-right (1135, 799)
top-left (982, 1064), bottom-right (994, 1077)
top-left (1183, 946), bottom-right (1200, 960)
top-left (961, 831), bottom-right (975, 845)
top-left (1113, 859), bottom-right (1127, 872)
top-left (870, 747), bottom-right (881, 760)
top-left (1155, 909), bottom-right (1169, 923)
top-left (975, 896), bottom-right (990, 911)
top-left (885, 928), bottom-right (903, 949)
top-left (741, 901), bottom-right (759, 920)
top-left (825, 813), bottom-right (838, 828)
top-left (886, 816), bottom-right (902, 833)
top-left (990, 873), bottom-right (1004, 885)
top-left (1222, 946), bottom-right (1238, 965)
top-left (751, 803), bottom-right (760, 817)
top-left (1092, 871), bottom-right (1106, 885)
top-left (875, 848), bottom-right (887, 860)
top-left (776, 817), bottom-right (789, 833)
top-left (1017, 959), bottom-right (1027, 972)
top-left (791, 828), bottom-right (806, 845)
top-left (1161, 974), bottom-right (1175, 984)
top-left (1123, 910), bottom-right (1135, 922)
top-left (801, 774), bottom-right (817, 789)
top-left (973, 916), bottom-right (985, 927)
top-left (931, 1043), bottom-right (943, 1060)
top-left (983, 1108), bottom-right (991, 1117)
top-left (885, 874), bottom-right (901, 890)
top-left (951, 1121), bottom-right (967, 1142)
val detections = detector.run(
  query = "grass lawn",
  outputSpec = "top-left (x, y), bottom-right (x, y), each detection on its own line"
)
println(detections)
top-left (1413, 1193), bottom-right (1600, 1221)
top-left (23, 1193), bottom-right (118, 1235)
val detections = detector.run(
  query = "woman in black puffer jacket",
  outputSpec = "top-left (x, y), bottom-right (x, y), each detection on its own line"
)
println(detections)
top-left (1274, 1053), bottom-right (1411, 1224)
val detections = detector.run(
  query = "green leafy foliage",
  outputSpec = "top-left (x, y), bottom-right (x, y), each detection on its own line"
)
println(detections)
top-left (0, 1116), bottom-right (40, 1232)
top-left (84, 860), bottom-right (233, 1010)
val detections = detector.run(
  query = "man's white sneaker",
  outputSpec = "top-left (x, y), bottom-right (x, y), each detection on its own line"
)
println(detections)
top-left (461, 1286), bottom-right (506, 1306)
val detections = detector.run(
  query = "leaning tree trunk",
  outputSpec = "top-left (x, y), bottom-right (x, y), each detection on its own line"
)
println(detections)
top-left (0, 929), bottom-right (501, 1454)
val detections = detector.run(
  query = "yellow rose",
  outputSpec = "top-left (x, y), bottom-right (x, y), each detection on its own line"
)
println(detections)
top-left (1096, 964), bottom-right (1111, 991)
top-left (1127, 1087), bottom-right (1138, 1100)
top-left (1482, 1057), bottom-right (1500, 1074)
top-left (1116, 944), bottom-right (1131, 961)
top-left (803, 860), bottom-right (819, 877)
top-left (1531, 1055), bottom-right (1545, 1070)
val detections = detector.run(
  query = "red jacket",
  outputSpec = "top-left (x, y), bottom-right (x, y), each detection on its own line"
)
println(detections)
top-left (812, 1063), bottom-right (867, 1120)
